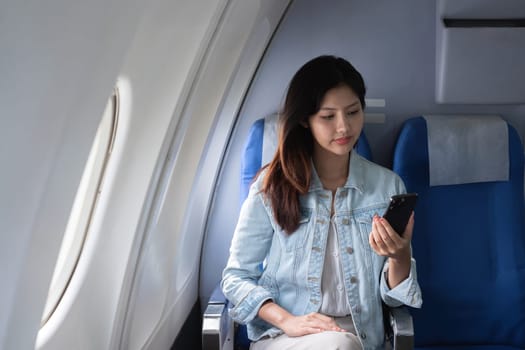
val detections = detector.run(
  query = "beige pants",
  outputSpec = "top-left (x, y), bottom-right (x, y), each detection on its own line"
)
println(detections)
top-left (250, 316), bottom-right (362, 350)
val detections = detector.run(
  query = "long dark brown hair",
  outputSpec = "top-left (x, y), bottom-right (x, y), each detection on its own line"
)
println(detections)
top-left (261, 55), bottom-right (366, 233)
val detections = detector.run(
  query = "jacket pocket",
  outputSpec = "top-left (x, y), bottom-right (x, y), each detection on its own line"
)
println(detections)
top-left (276, 207), bottom-right (312, 252)
top-left (354, 204), bottom-right (388, 237)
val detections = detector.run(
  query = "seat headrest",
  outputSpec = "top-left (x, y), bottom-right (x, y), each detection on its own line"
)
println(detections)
top-left (261, 114), bottom-right (279, 166)
top-left (423, 115), bottom-right (509, 186)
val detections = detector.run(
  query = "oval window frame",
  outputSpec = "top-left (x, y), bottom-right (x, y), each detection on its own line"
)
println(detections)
top-left (40, 88), bottom-right (120, 326)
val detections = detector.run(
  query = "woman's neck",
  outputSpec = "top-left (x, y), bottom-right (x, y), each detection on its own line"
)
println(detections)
top-left (313, 151), bottom-right (350, 192)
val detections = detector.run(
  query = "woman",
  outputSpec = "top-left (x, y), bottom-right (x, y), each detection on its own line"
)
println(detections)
top-left (221, 55), bottom-right (422, 350)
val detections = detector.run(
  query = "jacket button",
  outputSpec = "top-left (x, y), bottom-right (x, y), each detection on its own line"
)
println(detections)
top-left (346, 247), bottom-right (354, 254)
top-left (342, 218), bottom-right (350, 225)
top-left (360, 332), bottom-right (366, 339)
top-left (350, 276), bottom-right (358, 284)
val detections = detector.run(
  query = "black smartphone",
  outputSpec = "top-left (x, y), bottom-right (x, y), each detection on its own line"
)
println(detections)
top-left (382, 193), bottom-right (418, 236)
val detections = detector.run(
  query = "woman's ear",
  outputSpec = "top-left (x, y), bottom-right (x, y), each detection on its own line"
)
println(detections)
top-left (300, 121), bottom-right (308, 128)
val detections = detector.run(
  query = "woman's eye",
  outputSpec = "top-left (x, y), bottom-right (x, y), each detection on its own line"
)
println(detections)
top-left (347, 110), bottom-right (359, 116)
top-left (321, 115), bottom-right (334, 120)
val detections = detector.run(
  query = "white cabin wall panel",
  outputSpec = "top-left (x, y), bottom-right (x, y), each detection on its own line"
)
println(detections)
top-left (122, 1), bottom-right (293, 348)
top-left (115, 0), bottom-right (230, 347)
top-left (436, 27), bottom-right (525, 104)
top-left (0, 1), bottom-right (144, 349)
top-left (36, 0), bottom-right (230, 349)
top-left (436, 0), bottom-right (525, 104)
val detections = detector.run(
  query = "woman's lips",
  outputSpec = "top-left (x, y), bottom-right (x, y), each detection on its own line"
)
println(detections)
top-left (334, 137), bottom-right (351, 145)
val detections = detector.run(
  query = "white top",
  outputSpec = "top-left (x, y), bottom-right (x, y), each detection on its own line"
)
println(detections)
top-left (320, 218), bottom-right (352, 317)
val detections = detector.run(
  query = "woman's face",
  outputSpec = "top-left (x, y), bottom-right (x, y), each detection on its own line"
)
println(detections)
top-left (307, 84), bottom-right (364, 158)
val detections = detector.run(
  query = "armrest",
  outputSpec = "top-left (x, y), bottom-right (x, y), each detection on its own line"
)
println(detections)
top-left (388, 306), bottom-right (414, 350)
top-left (202, 285), bottom-right (234, 350)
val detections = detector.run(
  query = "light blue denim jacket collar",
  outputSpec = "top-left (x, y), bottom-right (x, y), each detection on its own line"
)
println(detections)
top-left (309, 151), bottom-right (365, 193)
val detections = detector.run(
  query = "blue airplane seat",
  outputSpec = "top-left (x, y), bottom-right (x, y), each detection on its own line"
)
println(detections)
top-left (392, 116), bottom-right (525, 350)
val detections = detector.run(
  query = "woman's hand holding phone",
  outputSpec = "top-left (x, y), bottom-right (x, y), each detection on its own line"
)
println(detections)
top-left (370, 193), bottom-right (417, 259)
top-left (369, 193), bottom-right (418, 288)
top-left (369, 212), bottom-right (413, 260)
top-left (382, 193), bottom-right (418, 236)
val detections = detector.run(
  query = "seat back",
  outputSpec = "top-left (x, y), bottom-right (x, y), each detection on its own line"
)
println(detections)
top-left (241, 114), bottom-right (373, 202)
top-left (392, 116), bottom-right (525, 348)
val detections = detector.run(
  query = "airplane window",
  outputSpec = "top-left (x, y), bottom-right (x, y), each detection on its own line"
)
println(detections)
top-left (40, 88), bottom-right (119, 326)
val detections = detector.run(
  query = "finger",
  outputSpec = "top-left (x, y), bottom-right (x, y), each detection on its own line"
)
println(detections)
top-left (382, 221), bottom-right (408, 251)
top-left (330, 319), bottom-right (348, 332)
top-left (373, 215), bottom-right (389, 237)
top-left (310, 314), bottom-right (346, 332)
top-left (305, 314), bottom-right (331, 329)
top-left (380, 221), bottom-right (411, 255)
top-left (303, 327), bottom-right (323, 335)
top-left (369, 232), bottom-right (380, 253)
top-left (311, 313), bottom-right (333, 323)
top-left (371, 217), bottom-right (386, 243)
top-left (369, 231), bottom-right (388, 256)
top-left (310, 312), bottom-right (337, 326)
top-left (377, 218), bottom-right (398, 246)
top-left (376, 216), bottom-right (402, 242)
top-left (311, 314), bottom-right (338, 329)
top-left (369, 231), bottom-right (376, 248)
top-left (303, 325), bottom-right (345, 334)
top-left (289, 325), bottom-right (322, 336)
top-left (373, 216), bottom-right (396, 249)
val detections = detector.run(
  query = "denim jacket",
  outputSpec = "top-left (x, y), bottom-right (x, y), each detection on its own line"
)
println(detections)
top-left (221, 152), bottom-right (422, 350)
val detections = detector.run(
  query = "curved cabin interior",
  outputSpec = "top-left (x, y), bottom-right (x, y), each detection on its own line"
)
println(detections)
top-left (1, 0), bottom-right (524, 349)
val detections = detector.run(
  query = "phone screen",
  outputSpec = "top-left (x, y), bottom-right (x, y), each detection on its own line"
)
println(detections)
top-left (382, 193), bottom-right (418, 236)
